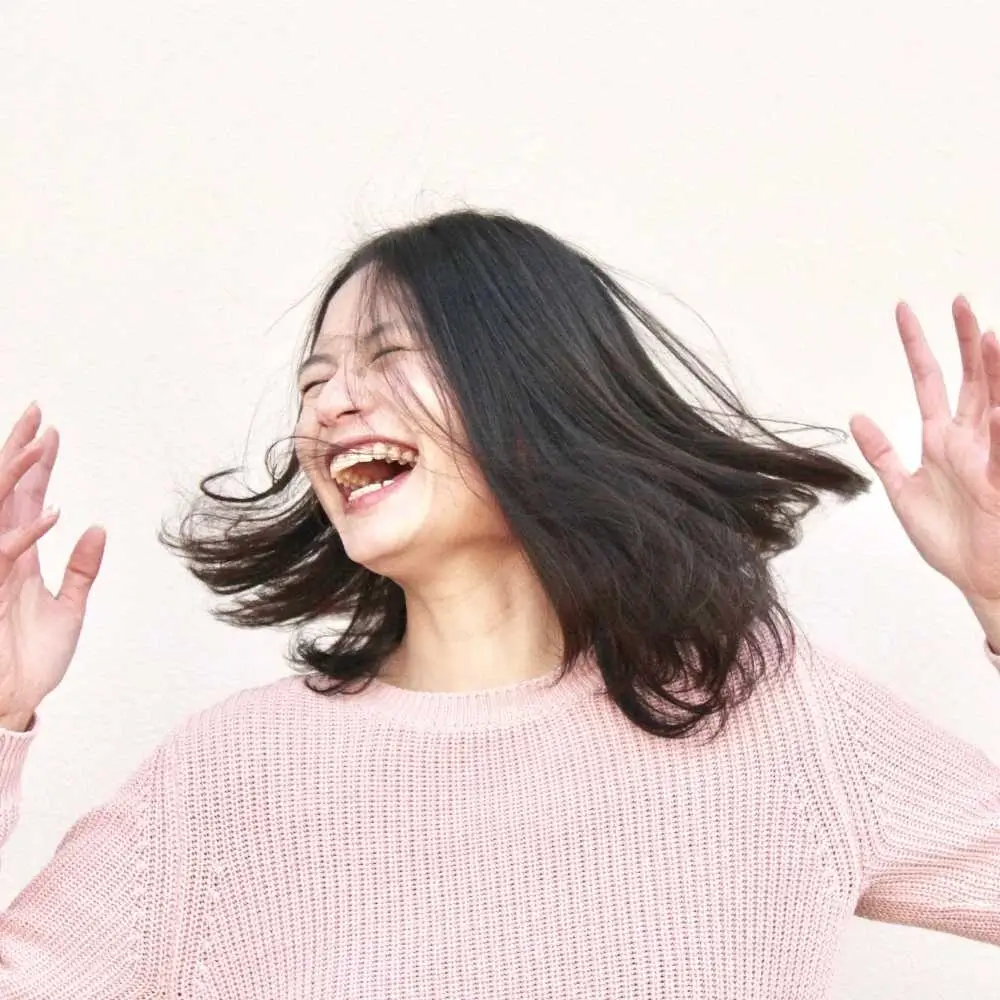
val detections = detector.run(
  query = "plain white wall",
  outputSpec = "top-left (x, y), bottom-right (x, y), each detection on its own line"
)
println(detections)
top-left (2, 0), bottom-right (999, 993)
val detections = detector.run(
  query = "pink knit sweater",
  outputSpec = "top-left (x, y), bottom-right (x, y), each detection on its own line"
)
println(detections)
top-left (1, 626), bottom-right (998, 998)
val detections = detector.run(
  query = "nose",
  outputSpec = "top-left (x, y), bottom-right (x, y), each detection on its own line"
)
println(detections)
top-left (312, 362), bottom-right (371, 426)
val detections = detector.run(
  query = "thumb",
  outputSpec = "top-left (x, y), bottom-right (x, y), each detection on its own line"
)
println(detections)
top-left (56, 525), bottom-right (107, 617)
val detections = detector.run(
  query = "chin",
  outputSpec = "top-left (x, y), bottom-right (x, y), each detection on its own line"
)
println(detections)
top-left (341, 525), bottom-right (422, 577)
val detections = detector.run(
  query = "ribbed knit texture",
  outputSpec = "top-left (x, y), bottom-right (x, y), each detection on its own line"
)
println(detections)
top-left (1, 626), bottom-right (998, 998)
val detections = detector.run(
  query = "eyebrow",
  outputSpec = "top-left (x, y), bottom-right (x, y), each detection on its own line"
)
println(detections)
top-left (297, 321), bottom-right (396, 378)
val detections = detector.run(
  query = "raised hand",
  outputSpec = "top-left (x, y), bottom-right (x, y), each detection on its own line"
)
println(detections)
top-left (849, 297), bottom-right (1000, 612)
top-left (0, 403), bottom-right (106, 730)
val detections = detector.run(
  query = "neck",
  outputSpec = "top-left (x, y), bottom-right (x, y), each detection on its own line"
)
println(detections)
top-left (378, 551), bottom-right (563, 693)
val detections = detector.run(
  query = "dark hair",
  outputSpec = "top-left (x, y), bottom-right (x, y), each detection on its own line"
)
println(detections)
top-left (158, 208), bottom-right (871, 741)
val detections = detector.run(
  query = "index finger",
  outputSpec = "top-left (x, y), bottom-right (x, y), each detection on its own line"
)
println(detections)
top-left (896, 301), bottom-right (952, 424)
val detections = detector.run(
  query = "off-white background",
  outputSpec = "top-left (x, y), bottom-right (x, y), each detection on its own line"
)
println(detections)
top-left (2, 0), bottom-right (999, 994)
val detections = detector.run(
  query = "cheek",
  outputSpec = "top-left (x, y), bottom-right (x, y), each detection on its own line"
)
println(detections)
top-left (383, 358), bottom-right (453, 427)
top-left (292, 430), bottom-right (308, 469)
top-left (442, 455), bottom-right (503, 519)
top-left (414, 449), bottom-right (477, 511)
top-left (293, 420), bottom-right (325, 478)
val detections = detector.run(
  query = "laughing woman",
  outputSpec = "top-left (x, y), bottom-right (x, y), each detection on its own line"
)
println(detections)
top-left (0, 209), bottom-right (998, 998)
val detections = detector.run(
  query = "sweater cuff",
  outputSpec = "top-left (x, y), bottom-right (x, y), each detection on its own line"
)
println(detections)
top-left (0, 710), bottom-right (38, 773)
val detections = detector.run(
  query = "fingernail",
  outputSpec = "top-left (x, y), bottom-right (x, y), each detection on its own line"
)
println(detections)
top-left (23, 401), bottom-right (38, 419)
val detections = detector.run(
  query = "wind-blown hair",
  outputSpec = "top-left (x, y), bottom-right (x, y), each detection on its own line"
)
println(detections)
top-left (159, 208), bottom-right (871, 741)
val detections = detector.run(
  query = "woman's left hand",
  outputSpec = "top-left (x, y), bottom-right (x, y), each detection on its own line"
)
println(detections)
top-left (849, 296), bottom-right (1000, 615)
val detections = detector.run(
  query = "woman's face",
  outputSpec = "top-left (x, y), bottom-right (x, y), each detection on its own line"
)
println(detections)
top-left (294, 267), bottom-right (512, 581)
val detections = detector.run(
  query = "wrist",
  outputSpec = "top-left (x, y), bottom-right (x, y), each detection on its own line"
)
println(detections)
top-left (966, 597), bottom-right (1000, 655)
top-left (0, 708), bottom-right (35, 733)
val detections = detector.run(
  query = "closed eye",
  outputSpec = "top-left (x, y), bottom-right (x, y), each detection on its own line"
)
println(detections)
top-left (299, 346), bottom-right (405, 395)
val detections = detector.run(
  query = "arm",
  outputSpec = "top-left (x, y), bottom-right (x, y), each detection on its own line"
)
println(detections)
top-left (814, 646), bottom-right (1000, 946)
top-left (0, 715), bottom-right (198, 997)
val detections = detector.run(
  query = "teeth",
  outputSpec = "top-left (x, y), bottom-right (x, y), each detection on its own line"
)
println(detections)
top-left (347, 479), bottom-right (396, 502)
top-left (328, 442), bottom-right (418, 486)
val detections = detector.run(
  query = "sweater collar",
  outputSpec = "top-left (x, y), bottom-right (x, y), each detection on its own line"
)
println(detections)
top-left (338, 655), bottom-right (605, 732)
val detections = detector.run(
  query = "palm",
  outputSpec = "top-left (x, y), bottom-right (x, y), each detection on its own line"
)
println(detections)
top-left (0, 409), bottom-right (105, 713)
top-left (1, 564), bottom-right (84, 703)
top-left (850, 297), bottom-right (1000, 605)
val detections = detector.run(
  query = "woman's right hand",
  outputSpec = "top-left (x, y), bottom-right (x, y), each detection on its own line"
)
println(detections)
top-left (0, 403), bottom-right (106, 730)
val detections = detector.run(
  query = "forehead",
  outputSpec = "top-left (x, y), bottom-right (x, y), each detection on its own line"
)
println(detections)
top-left (316, 268), bottom-right (398, 347)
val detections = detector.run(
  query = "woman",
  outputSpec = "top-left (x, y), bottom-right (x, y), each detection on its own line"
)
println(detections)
top-left (0, 209), bottom-right (997, 997)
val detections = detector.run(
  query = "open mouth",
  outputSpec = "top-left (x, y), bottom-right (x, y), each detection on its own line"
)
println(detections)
top-left (329, 445), bottom-right (419, 505)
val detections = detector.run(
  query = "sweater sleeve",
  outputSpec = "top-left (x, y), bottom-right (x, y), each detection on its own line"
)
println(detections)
top-left (0, 713), bottom-right (200, 997)
top-left (814, 638), bottom-right (1000, 946)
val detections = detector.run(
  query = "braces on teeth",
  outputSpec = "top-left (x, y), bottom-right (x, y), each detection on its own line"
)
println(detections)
top-left (329, 443), bottom-right (418, 502)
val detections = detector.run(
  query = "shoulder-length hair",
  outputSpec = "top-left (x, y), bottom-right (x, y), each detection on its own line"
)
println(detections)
top-left (159, 208), bottom-right (870, 741)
